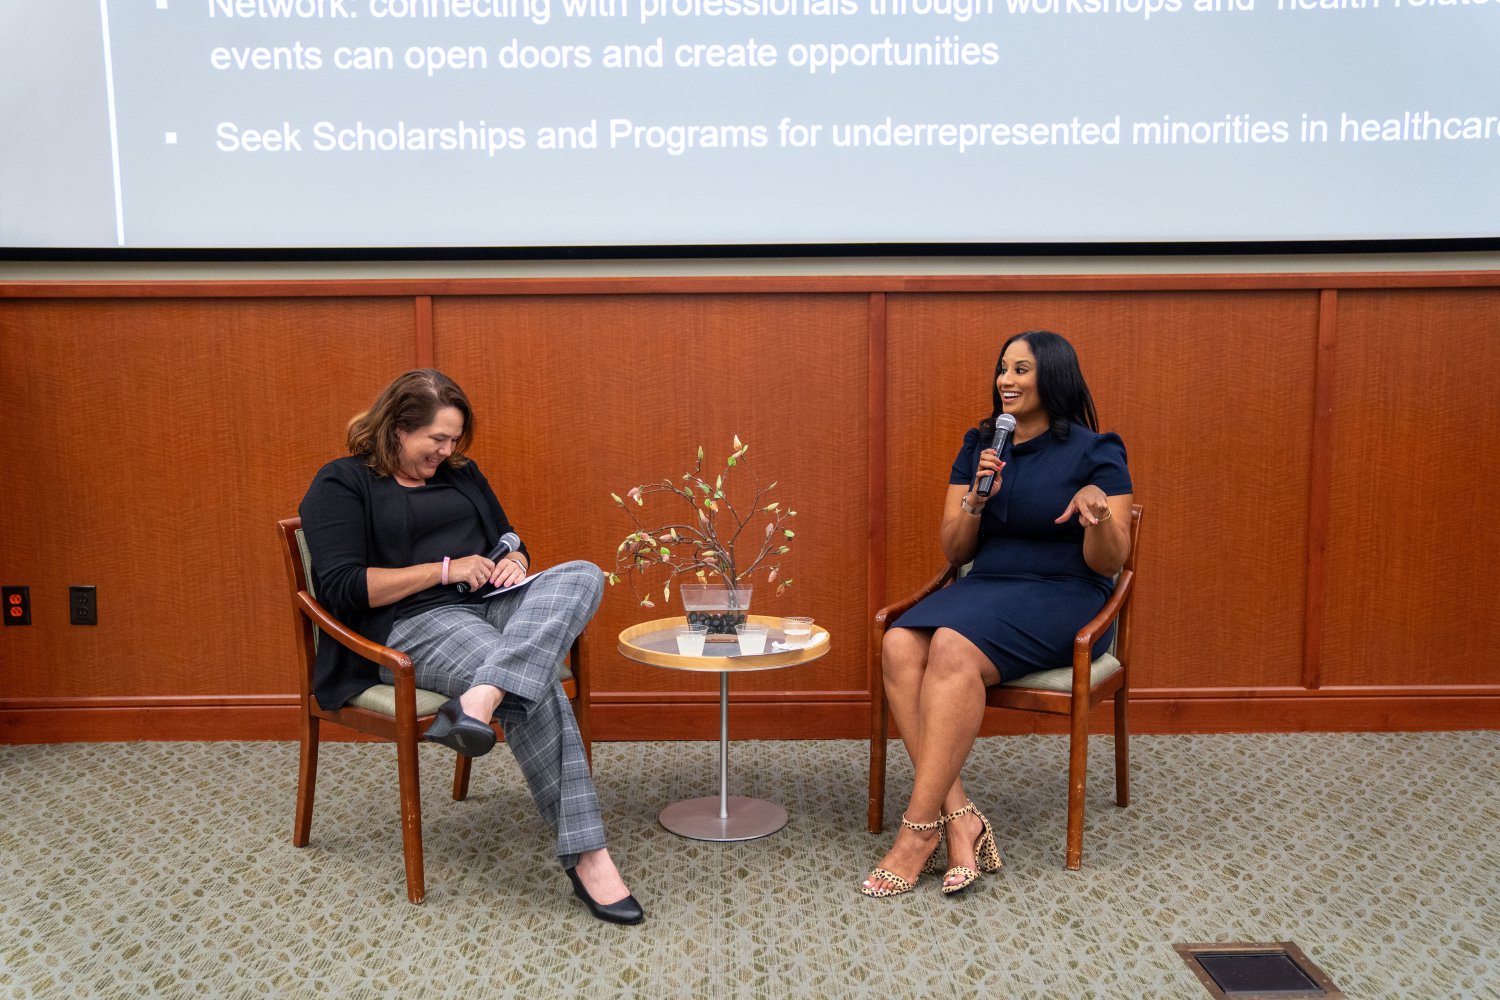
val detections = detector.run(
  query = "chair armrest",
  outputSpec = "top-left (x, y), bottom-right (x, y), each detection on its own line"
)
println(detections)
top-left (874, 564), bottom-right (961, 633)
top-left (1072, 568), bottom-right (1134, 656)
top-left (294, 591), bottom-right (414, 677)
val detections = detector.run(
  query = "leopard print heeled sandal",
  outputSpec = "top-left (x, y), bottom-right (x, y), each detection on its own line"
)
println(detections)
top-left (859, 814), bottom-right (944, 898)
top-left (938, 800), bottom-right (1004, 896)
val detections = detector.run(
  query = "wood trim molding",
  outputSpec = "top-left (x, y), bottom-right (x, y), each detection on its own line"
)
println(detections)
top-left (867, 291), bottom-right (888, 704)
top-left (5, 270), bottom-right (1500, 300)
top-left (414, 295), bottom-right (434, 367)
top-left (1303, 288), bottom-right (1338, 689)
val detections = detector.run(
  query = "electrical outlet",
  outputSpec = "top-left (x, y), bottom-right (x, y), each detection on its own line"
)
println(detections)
top-left (70, 586), bottom-right (97, 626)
top-left (3, 586), bottom-right (30, 626)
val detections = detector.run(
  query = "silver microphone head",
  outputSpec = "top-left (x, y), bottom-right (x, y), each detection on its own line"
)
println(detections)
top-left (995, 414), bottom-right (1017, 434)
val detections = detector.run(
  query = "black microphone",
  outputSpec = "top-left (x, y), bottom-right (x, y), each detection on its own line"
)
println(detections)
top-left (456, 532), bottom-right (521, 593)
top-left (975, 414), bottom-right (1016, 498)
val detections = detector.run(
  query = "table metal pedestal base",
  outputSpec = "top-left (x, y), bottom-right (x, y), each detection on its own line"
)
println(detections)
top-left (658, 795), bottom-right (788, 842)
top-left (657, 672), bottom-right (790, 841)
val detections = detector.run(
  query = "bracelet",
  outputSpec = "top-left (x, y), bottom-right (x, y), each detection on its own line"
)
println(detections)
top-left (441, 556), bottom-right (450, 585)
top-left (960, 495), bottom-right (983, 517)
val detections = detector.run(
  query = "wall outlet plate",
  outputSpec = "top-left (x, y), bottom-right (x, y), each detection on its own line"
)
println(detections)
top-left (3, 586), bottom-right (31, 626)
top-left (70, 585), bottom-right (97, 626)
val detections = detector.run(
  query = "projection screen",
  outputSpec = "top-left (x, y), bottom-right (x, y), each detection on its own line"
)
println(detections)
top-left (2, 0), bottom-right (1499, 253)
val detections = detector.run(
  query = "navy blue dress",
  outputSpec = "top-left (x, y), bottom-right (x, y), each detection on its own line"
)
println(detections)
top-left (893, 423), bottom-right (1132, 682)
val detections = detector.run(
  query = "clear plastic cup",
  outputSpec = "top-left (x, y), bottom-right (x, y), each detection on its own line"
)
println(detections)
top-left (734, 622), bottom-right (768, 655)
top-left (781, 616), bottom-right (814, 648)
top-left (675, 623), bottom-right (708, 656)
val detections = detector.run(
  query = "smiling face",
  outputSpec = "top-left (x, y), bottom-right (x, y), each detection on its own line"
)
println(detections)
top-left (395, 405), bottom-right (465, 481)
top-left (996, 338), bottom-right (1043, 424)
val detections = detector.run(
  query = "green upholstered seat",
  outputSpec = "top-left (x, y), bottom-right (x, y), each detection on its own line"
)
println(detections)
top-left (1003, 652), bottom-right (1122, 692)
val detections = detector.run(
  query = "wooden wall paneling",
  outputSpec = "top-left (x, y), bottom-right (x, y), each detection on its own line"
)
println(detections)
top-left (430, 294), bottom-right (871, 739)
top-left (0, 297), bottom-right (417, 708)
top-left (4, 273), bottom-right (1499, 744)
top-left (884, 291), bottom-right (1323, 697)
top-left (1321, 288), bottom-right (1500, 687)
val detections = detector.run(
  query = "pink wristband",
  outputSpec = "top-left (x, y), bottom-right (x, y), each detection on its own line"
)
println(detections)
top-left (441, 557), bottom-right (450, 585)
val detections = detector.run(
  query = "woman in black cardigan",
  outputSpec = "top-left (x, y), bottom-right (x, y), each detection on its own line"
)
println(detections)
top-left (300, 369), bottom-right (642, 925)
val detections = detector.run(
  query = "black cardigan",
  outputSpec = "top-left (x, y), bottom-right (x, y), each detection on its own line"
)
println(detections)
top-left (298, 455), bottom-right (525, 710)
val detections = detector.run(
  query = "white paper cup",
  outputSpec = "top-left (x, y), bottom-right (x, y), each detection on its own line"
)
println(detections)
top-left (675, 623), bottom-right (708, 656)
top-left (734, 622), bottom-right (768, 655)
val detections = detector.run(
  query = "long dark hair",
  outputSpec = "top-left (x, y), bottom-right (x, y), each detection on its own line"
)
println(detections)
top-left (346, 369), bottom-right (474, 477)
top-left (980, 330), bottom-right (1098, 441)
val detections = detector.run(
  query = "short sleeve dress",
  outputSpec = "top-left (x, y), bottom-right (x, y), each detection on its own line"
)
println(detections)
top-left (892, 422), bottom-right (1133, 683)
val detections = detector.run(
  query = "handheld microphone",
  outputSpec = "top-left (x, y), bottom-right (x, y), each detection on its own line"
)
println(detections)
top-left (456, 532), bottom-right (521, 593)
top-left (974, 414), bottom-right (1016, 498)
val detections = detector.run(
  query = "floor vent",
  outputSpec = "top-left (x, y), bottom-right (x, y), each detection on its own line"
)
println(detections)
top-left (1174, 941), bottom-right (1344, 999)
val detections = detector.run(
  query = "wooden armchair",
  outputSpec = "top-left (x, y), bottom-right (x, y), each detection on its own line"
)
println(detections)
top-left (277, 517), bottom-right (590, 904)
top-left (867, 504), bottom-right (1142, 870)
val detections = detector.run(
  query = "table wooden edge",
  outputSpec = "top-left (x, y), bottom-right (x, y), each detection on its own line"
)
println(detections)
top-left (617, 615), bottom-right (831, 673)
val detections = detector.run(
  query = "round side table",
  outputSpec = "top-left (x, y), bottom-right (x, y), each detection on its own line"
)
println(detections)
top-left (617, 614), bottom-right (831, 842)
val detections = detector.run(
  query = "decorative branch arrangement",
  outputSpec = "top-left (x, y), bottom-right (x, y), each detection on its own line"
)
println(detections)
top-left (609, 436), bottom-right (796, 610)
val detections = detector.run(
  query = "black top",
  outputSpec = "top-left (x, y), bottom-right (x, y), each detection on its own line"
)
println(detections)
top-left (393, 482), bottom-right (489, 620)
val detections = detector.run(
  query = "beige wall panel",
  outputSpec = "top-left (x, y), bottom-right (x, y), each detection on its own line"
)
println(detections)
top-left (1322, 289), bottom-right (1500, 687)
top-left (0, 297), bottom-right (415, 698)
top-left (886, 291), bottom-right (1320, 691)
top-left (431, 294), bottom-right (870, 702)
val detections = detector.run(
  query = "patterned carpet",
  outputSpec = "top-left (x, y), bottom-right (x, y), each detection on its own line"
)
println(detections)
top-left (2, 732), bottom-right (1497, 999)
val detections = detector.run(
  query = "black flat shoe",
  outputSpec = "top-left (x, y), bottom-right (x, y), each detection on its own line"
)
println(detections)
top-left (565, 867), bottom-right (644, 925)
top-left (423, 697), bottom-right (496, 758)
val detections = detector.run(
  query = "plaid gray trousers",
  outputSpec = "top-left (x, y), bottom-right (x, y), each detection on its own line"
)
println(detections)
top-left (384, 560), bottom-right (606, 865)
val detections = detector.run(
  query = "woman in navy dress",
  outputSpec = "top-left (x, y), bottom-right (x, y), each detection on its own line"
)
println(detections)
top-left (861, 331), bottom-right (1133, 898)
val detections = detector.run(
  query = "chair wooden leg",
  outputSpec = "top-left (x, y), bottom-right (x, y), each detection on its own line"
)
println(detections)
top-left (451, 752), bottom-right (472, 801)
top-left (293, 714), bottom-right (319, 847)
top-left (868, 674), bottom-right (888, 833)
top-left (1114, 687), bottom-right (1130, 808)
top-left (1065, 705), bottom-right (1089, 871)
top-left (394, 735), bottom-right (426, 904)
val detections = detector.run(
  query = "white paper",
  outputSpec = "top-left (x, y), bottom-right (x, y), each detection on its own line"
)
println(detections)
top-left (480, 569), bottom-right (542, 599)
top-left (771, 632), bottom-right (828, 654)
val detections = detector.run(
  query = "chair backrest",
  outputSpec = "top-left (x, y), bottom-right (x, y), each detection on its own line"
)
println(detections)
top-left (277, 517), bottom-right (320, 694)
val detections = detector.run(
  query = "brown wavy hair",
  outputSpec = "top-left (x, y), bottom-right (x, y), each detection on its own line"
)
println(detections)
top-left (346, 369), bottom-right (474, 477)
